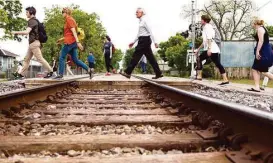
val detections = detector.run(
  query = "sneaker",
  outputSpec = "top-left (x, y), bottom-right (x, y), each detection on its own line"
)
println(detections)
top-left (105, 72), bottom-right (111, 76)
top-left (119, 72), bottom-right (131, 79)
top-left (44, 72), bottom-right (53, 78)
top-left (152, 74), bottom-right (163, 79)
top-left (53, 75), bottom-right (63, 80)
top-left (15, 74), bottom-right (25, 80)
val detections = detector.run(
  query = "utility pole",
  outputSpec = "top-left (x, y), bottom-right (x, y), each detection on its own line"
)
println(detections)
top-left (190, 0), bottom-right (196, 78)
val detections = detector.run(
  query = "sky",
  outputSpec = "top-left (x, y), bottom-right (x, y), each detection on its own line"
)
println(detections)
top-left (0, 0), bottom-right (273, 59)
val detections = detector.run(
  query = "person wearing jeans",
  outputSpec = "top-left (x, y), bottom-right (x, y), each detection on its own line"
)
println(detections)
top-left (55, 7), bottom-right (88, 79)
top-left (140, 55), bottom-right (147, 73)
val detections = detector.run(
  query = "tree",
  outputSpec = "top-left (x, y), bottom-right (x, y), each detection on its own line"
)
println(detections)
top-left (158, 34), bottom-right (190, 76)
top-left (42, 5), bottom-right (123, 71)
top-left (0, 0), bottom-right (26, 41)
top-left (122, 48), bottom-right (134, 70)
top-left (266, 26), bottom-right (273, 37)
top-left (182, 0), bottom-right (255, 40)
top-left (111, 49), bottom-right (123, 70)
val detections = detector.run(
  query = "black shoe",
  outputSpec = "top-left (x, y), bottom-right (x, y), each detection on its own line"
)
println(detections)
top-left (119, 72), bottom-right (131, 79)
top-left (44, 72), bottom-right (53, 78)
top-left (54, 75), bottom-right (63, 80)
top-left (152, 74), bottom-right (163, 79)
top-left (15, 74), bottom-right (25, 80)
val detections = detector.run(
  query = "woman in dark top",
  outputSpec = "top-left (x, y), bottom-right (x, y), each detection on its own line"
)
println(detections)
top-left (104, 35), bottom-right (116, 76)
top-left (248, 19), bottom-right (273, 92)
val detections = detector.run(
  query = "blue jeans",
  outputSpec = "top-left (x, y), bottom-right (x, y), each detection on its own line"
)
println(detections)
top-left (58, 42), bottom-right (88, 75)
top-left (141, 62), bottom-right (147, 73)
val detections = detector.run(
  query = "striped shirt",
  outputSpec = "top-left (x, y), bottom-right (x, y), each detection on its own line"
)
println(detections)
top-left (134, 16), bottom-right (156, 43)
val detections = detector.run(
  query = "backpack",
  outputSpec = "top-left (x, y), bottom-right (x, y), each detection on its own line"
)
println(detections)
top-left (112, 43), bottom-right (116, 54)
top-left (213, 26), bottom-right (221, 45)
top-left (35, 19), bottom-right (48, 43)
top-left (77, 27), bottom-right (85, 41)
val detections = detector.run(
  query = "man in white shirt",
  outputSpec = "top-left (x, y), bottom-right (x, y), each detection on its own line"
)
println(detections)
top-left (140, 55), bottom-right (147, 73)
top-left (120, 8), bottom-right (163, 79)
top-left (194, 15), bottom-right (229, 85)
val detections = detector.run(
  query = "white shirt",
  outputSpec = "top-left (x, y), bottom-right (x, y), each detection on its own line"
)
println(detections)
top-left (202, 23), bottom-right (220, 53)
top-left (140, 55), bottom-right (147, 63)
top-left (134, 16), bottom-right (156, 43)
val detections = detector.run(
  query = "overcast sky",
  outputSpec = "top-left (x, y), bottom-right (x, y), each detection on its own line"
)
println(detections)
top-left (0, 0), bottom-right (273, 59)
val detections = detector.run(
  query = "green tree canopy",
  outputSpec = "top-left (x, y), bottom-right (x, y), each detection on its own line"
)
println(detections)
top-left (182, 0), bottom-right (255, 40)
top-left (266, 26), bottom-right (273, 38)
top-left (158, 34), bottom-right (190, 76)
top-left (0, 0), bottom-right (26, 41)
top-left (42, 5), bottom-right (122, 71)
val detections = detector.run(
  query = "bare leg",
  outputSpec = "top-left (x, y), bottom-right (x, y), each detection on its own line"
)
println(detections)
top-left (221, 73), bottom-right (229, 82)
top-left (197, 70), bottom-right (202, 79)
top-left (262, 72), bottom-right (273, 80)
top-left (252, 69), bottom-right (260, 90)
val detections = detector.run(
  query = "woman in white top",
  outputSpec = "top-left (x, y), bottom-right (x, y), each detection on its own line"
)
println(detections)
top-left (195, 15), bottom-right (229, 85)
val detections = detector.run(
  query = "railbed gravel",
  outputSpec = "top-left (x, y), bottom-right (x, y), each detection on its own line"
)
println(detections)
top-left (0, 123), bottom-right (199, 136)
top-left (192, 85), bottom-right (273, 112)
top-left (0, 146), bottom-right (230, 159)
top-left (0, 80), bottom-right (25, 94)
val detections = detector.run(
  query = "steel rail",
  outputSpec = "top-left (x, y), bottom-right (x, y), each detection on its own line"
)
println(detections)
top-left (133, 75), bottom-right (273, 124)
top-left (0, 76), bottom-right (88, 109)
top-left (133, 75), bottom-right (273, 147)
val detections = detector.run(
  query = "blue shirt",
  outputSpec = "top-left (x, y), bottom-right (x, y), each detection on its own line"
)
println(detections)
top-left (104, 42), bottom-right (112, 54)
top-left (88, 54), bottom-right (95, 63)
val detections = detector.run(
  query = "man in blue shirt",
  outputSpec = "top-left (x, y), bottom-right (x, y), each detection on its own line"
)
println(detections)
top-left (87, 52), bottom-right (95, 79)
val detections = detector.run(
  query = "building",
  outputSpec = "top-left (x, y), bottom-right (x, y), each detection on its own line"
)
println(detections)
top-left (0, 48), bottom-right (19, 79)
top-left (0, 48), bottom-right (43, 79)
top-left (0, 48), bottom-right (19, 72)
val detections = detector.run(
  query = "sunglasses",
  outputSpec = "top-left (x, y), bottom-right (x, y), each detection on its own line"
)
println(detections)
top-left (62, 11), bottom-right (65, 14)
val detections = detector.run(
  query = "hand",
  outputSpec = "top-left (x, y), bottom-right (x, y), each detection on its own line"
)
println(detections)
top-left (194, 50), bottom-right (199, 56)
top-left (56, 39), bottom-right (63, 45)
top-left (129, 42), bottom-right (134, 48)
top-left (256, 51), bottom-right (261, 60)
top-left (77, 42), bottom-right (84, 51)
top-left (207, 49), bottom-right (212, 57)
top-left (155, 43), bottom-right (159, 48)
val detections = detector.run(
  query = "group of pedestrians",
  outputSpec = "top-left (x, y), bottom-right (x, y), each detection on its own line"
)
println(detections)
top-left (10, 6), bottom-right (273, 90)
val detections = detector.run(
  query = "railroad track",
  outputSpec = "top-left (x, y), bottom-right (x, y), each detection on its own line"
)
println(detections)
top-left (0, 75), bottom-right (272, 163)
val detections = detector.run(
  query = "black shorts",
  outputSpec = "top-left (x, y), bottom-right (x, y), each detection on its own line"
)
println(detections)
top-left (89, 62), bottom-right (95, 69)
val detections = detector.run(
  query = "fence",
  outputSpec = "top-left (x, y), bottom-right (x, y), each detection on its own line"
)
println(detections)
top-left (220, 41), bottom-right (256, 68)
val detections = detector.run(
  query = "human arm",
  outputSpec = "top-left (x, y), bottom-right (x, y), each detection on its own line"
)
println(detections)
top-left (12, 27), bottom-right (32, 35)
top-left (195, 43), bottom-right (204, 56)
top-left (256, 28), bottom-right (265, 60)
top-left (144, 20), bottom-right (158, 48)
top-left (110, 45), bottom-right (113, 58)
top-left (71, 28), bottom-right (83, 51)
top-left (57, 37), bottom-right (64, 44)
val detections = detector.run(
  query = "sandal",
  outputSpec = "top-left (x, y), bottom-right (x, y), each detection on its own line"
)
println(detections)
top-left (219, 81), bottom-right (229, 85)
top-left (247, 88), bottom-right (260, 92)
